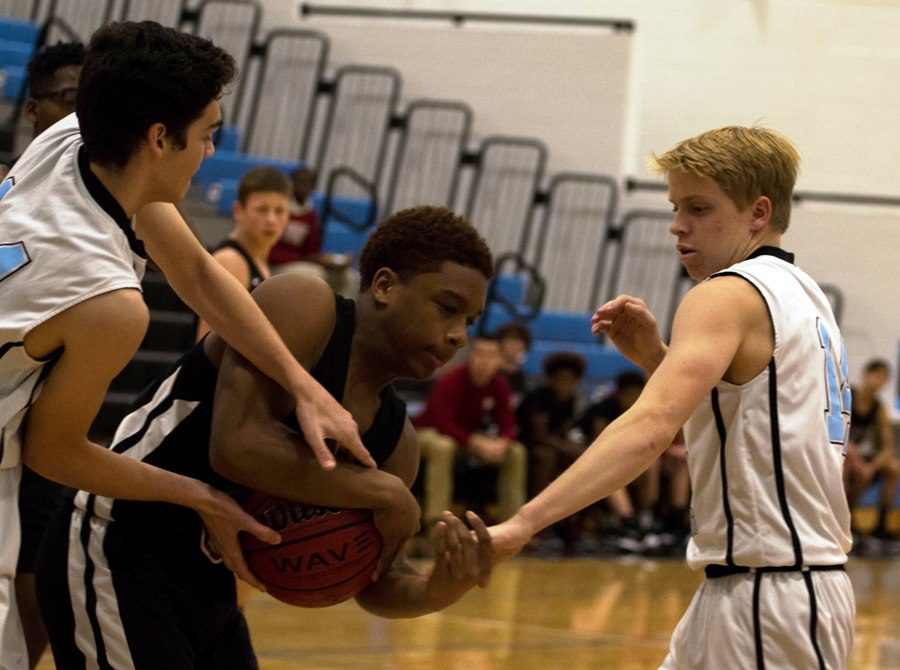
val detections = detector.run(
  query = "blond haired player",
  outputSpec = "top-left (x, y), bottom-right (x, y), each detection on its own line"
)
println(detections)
top-left (490, 126), bottom-right (854, 669)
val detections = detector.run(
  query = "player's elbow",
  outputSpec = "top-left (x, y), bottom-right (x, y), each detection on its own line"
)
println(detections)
top-left (208, 422), bottom-right (254, 483)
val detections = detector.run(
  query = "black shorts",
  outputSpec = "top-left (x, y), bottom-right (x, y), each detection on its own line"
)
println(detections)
top-left (17, 464), bottom-right (71, 573)
top-left (36, 499), bottom-right (257, 670)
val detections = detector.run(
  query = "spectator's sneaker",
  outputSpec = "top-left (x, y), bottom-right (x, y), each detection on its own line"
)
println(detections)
top-left (871, 526), bottom-right (899, 542)
top-left (608, 526), bottom-right (645, 554)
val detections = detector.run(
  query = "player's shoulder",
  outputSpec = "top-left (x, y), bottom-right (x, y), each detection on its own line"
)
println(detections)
top-left (673, 274), bottom-right (768, 336)
top-left (250, 272), bottom-right (337, 359)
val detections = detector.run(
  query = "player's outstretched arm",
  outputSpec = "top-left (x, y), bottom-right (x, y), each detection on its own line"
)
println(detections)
top-left (135, 202), bottom-right (373, 470)
top-left (591, 294), bottom-right (668, 373)
top-left (20, 290), bottom-right (280, 587)
top-left (490, 279), bottom-right (760, 562)
top-left (355, 510), bottom-right (493, 619)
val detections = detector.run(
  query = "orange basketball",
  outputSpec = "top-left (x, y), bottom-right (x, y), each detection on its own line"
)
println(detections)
top-left (239, 491), bottom-right (382, 608)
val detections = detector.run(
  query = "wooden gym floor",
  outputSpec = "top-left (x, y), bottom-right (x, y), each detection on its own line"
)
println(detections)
top-left (41, 556), bottom-right (896, 669)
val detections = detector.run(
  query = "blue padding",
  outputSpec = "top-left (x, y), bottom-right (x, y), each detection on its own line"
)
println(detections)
top-left (523, 341), bottom-right (641, 381)
top-left (1, 65), bottom-right (25, 100)
top-left (481, 305), bottom-right (596, 344)
top-left (321, 224), bottom-right (371, 255)
top-left (0, 42), bottom-right (34, 68)
top-left (214, 124), bottom-right (241, 152)
top-left (0, 18), bottom-right (40, 44)
top-left (858, 479), bottom-right (900, 507)
top-left (491, 274), bottom-right (526, 304)
top-left (193, 150), bottom-right (303, 188)
top-left (310, 193), bottom-right (377, 230)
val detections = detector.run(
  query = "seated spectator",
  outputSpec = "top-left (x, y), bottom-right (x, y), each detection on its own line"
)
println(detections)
top-left (414, 334), bottom-right (526, 526)
top-left (581, 372), bottom-right (662, 548)
top-left (268, 167), bottom-right (356, 296)
top-left (496, 323), bottom-right (533, 403)
top-left (2, 42), bottom-right (84, 179)
top-left (517, 353), bottom-right (586, 497)
top-left (516, 352), bottom-right (588, 553)
top-left (196, 166), bottom-right (290, 339)
top-left (845, 359), bottom-right (899, 540)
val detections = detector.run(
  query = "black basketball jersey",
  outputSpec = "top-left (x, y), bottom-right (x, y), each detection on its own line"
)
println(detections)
top-left (211, 238), bottom-right (265, 290)
top-left (72, 294), bottom-right (407, 564)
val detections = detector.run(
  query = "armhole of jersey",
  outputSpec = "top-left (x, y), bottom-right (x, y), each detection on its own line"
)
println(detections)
top-left (710, 270), bottom-right (780, 358)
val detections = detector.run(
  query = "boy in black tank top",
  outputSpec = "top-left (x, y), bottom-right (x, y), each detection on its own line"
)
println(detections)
top-left (36, 206), bottom-right (497, 669)
top-left (196, 167), bottom-right (291, 339)
top-left (845, 359), bottom-right (899, 540)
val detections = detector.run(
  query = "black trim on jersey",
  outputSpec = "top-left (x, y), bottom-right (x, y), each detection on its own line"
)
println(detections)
top-left (77, 146), bottom-right (146, 259)
top-left (210, 239), bottom-right (265, 290)
top-left (711, 389), bottom-right (736, 567)
top-left (80, 494), bottom-right (113, 670)
top-left (802, 571), bottom-right (827, 670)
top-left (753, 571), bottom-right (765, 670)
top-left (768, 359), bottom-right (804, 567)
top-left (746, 246), bottom-right (795, 264)
top-left (0, 340), bottom-right (24, 360)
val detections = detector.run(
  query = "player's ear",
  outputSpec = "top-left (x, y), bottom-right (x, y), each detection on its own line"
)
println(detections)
top-left (371, 268), bottom-right (399, 306)
top-left (146, 123), bottom-right (167, 156)
top-left (748, 195), bottom-right (772, 232)
top-left (24, 98), bottom-right (38, 124)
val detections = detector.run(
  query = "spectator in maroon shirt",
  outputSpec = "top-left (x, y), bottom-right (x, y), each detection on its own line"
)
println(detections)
top-left (268, 167), bottom-right (356, 295)
top-left (415, 333), bottom-right (526, 526)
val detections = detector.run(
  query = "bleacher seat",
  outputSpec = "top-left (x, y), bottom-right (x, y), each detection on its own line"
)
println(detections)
top-left (0, 17), bottom-right (39, 102)
top-left (478, 303), bottom-right (641, 384)
top-left (193, 150), bottom-right (303, 189)
top-left (1, 65), bottom-right (25, 100)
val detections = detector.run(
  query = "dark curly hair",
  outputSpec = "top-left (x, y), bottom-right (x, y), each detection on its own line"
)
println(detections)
top-left (78, 21), bottom-right (236, 167)
top-left (26, 42), bottom-right (85, 95)
top-left (543, 352), bottom-right (586, 378)
top-left (359, 206), bottom-right (494, 288)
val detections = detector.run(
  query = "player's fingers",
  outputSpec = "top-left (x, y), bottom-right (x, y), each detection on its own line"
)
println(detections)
top-left (454, 514), bottom-right (480, 580)
top-left (228, 552), bottom-right (267, 592)
top-left (466, 511), bottom-right (493, 588)
top-left (374, 537), bottom-right (401, 582)
top-left (591, 319), bottom-right (613, 335)
top-left (337, 429), bottom-right (375, 468)
top-left (244, 517), bottom-right (281, 546)
top-left (431, 521), bottom-right (450, 579)
top-left (300, 421), bottom-right (337, 470)
top-left (441, 512), bottom-right (473, 580)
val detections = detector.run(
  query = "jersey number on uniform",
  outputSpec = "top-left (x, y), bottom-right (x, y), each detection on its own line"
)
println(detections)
top-left (0, 242), bottom-right (31, 283)
top-left (817, 318), bottom-right (851, 449)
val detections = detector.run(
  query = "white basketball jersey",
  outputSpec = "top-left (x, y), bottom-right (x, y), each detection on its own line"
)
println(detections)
top-left (684, 248), bottom-right (852, 570)
top-left (0, 113), bottom-right (145, 575)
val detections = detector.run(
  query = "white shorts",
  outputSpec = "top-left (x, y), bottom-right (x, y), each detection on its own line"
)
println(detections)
top-left (0, 576), bottom-right (27, 670)
top-left (661, 569), bottom-right (854, 670)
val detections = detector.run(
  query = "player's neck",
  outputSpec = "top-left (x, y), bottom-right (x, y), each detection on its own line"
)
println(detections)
top-left (349, 303), bottom-right (402, 391)
top-left (88, 160), bottom-right (151, 218)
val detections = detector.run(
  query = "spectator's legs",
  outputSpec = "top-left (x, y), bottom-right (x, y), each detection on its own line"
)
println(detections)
top-left (417, 428), bottom-right (458, 524)
top-left (527, 444), bottom-right (559, 497)
top-left (873, 459), bottom-right (900, 538)
top-left (496, 442), bottom-right (527, 522)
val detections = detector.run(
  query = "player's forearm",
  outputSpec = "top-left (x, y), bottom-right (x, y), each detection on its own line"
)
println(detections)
top-left (355, 566), bottom-right (437, 619)
top-left (23, 438), bottom-right (212, 509)
top-left (516, 409), bottom-right (675, 536)
top-left (211, 420), bottom-right (404, 510)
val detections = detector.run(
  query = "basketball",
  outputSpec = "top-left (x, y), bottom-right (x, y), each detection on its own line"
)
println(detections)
top-left (239, 490), bottom-right (383, 608)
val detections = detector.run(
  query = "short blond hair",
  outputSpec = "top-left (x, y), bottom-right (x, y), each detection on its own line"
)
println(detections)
top-left (650, 126), bottom-right (800, 233)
